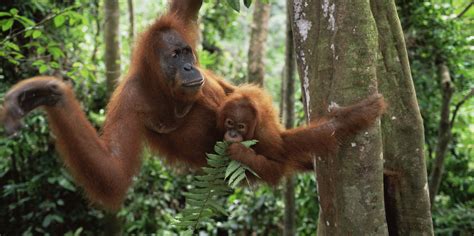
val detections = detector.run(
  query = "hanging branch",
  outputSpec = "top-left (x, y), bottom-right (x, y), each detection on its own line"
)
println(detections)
top-left (456, 1), bottom-right (473, 18)
top-left (450, 88), bottom-right (474, 127)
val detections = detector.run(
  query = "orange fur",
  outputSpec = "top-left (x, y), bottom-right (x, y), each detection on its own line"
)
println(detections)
top-left (218, 85), bottom-right (386, 184)
top-left (0, 0), bottom-right (240, 211)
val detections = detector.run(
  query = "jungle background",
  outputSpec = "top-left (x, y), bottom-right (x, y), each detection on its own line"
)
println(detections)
top-left (0, 0), bottom-right (472, 235)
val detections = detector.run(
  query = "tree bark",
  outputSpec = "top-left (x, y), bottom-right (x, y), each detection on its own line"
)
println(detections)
top-left (127, 0), bottom-right (135, 43)
top-left (428, 63), bottom-right (454, 206)
top-left (104, 0), bottom-right (122, 234)
top-left (283, 0), bottom-right (296, 234)
top-left (247, 0), bottom-right (271, 86)
top-left (104, 0), bottom-right (121, 95)
top-left (291, 0), bottom-right (387, 234)
top-left (370, 0), bottom-right (434, 234)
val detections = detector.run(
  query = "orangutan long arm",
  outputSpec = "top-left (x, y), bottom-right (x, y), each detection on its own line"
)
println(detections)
top-left (2, 77), bottom-right (143, 210)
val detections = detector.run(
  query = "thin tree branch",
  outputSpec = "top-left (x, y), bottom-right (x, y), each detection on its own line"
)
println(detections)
top-left (450, 88), bottom-right (474, 126)
top-left (90, 0), bottom-right (101, 63)
top-left (128, 0), bottom-right (134, 42)
top-left (457, 1), bottom-right (473, 19)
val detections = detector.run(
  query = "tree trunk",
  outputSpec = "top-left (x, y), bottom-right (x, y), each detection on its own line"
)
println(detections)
top-left (291, 0), bottom-right (387, 234)
top-left (247, 0), bottom-right (270, 86)
top-left (104, 0), bottom-right (121, 95)
top-left (371, 0), bottom-right (434, 234)
top-left (428, 63), bottom-right (454, 206)
top-left (104, 0), bottom-right (122, 234)
top-left (127, 0), bottom-right (135, 43)
top-left (283, 0), bottom-right (296, 234)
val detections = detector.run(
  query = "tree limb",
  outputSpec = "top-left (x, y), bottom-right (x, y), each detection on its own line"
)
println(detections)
top-left (457, 1), bottom-right (473, 18)
top-left (450, 88), bottom-right (474, 126)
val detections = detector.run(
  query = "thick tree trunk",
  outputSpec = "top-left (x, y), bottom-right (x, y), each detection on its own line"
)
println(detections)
top-left (104, 0), bottom-right (121, 95)
top-left (283, 0), bottom-right (296, 234)
top-left (291, 0), bottom-right (387, 234)
top-left (428, 63), bottom-right (454, 206)
top-left (247, 0), bottom-right (270, 86)
top-left (371, 0), bottom-right (434, 234)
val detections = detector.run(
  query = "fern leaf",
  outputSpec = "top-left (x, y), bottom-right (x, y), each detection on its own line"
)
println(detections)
top-left (241, 140), bottom-right (258, 147)
top-left (225, 160), bottom-right (241, 179)
top-left (182, 192), bottom-right (208, 201)
top-left (227, 167), bottom-right (245, 183)
top-left (172, 140), bottom-right (258, 233)
top-left (208, 201), bottom-right (229, 216)
top-left (230, 174), bottom-right (247, 188)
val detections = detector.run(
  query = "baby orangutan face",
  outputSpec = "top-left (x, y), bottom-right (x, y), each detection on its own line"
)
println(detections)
top-left (219, 97), bottom-right (258, 143)
top-left (223, 118), bottom-right (248, 142)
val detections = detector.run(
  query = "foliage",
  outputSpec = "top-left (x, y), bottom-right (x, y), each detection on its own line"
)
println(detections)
top-left (432, 201), bottom-right (474, 235)
top-left (0, 1), bottom-right (107, 235)
top-left (172, 141), bottom-right (258, 234)
top-left (398, 0), bottom-right (473, 207)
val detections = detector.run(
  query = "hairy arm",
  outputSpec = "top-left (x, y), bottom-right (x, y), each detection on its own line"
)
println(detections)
top-left (169, 0), bottom-right (203, 22)
top-left (282, 94), bottom-right (386, 159)
top-left (228, 143), bottom-right (286, 185)
top-left (2, 76), bottom-right (143, 210)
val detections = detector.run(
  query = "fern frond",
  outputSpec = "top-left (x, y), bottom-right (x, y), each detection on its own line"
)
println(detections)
top-left (172, 140), bottom-right (258, 234)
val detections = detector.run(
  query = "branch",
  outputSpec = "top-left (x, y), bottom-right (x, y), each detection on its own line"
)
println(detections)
top-left (450, 88), bottom-right (474, 126)
top-left (457, 1), bottom-right (473, 19)
top-left (0, 5), bottom-right (81, 46)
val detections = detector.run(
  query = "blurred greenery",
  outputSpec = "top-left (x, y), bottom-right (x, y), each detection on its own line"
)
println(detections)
top-left (0, 0), bottom-right (472, 235)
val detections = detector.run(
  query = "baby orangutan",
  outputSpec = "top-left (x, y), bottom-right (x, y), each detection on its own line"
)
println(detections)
top-left (217, 85), bottom-right (386, 185)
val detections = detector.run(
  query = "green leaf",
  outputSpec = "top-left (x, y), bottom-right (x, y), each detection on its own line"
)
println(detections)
top-left (213, 144), bottom-right (226, 155)
top-left (16, 16), bottom-right (35, 27)
top-left (181, 229), bottom-right (194, 236)
top-left (227, 0), bottom-right (240, 12)
top-left (225, 161), bottom-right (241, 179)
top-left (244, 165), bottom-right (260, 178)
top-left (5, 41), bottom-right (20, 51)
top-left (39, 64), bottom-right (48, 73)
top-left (53, 15), bottom-right (66, 27)
top-left (48, 47), bottom-right (64, 59)
top-left (59, 178), bottom-right (76, 192)
top-left (174, 220), bottom-right (196, 228)
top-left (207, 157), bottom-right (227, 168)
top-left (32, 30), bottom-right (42, 39)
top-left (37, 46), bottom-right (46, 54)
top-left (196, 173), bottom-right (224, 181)
top-left (202, 167), bottom-right (223, 175)
top-left (9, 8), bottom-right (19, 15)
top-left (228, 167), bottom-right (245, 184)
top-left (0, 12), bottom-right (11, 17)
top-left (241, 139), bottom-right (258, 147)
top-left (244, 0), bottom-right (252, 8)
top-left (182, 192), bottom-right (208, 200)
top-left (2, 19), bottom-right (14, 31)
top-left (208, 201), bottom-right (228, 216)
top-left (230, 174), bottom-right (246, 188)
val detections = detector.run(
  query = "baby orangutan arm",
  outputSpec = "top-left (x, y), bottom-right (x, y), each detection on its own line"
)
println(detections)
top-left (227, 143), bottom-right (285, 185)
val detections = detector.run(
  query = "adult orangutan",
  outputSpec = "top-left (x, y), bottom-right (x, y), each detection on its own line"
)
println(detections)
top-left (1, 0), bottom-right (235, 210)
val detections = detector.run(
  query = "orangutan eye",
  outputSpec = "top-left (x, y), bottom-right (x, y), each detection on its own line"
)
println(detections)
top-left (171, 49), bottom-right (180, 58)
top-left (225, 118), bottom-right (234, 127)
top-left (237, 123), bottom-right (246, 131)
